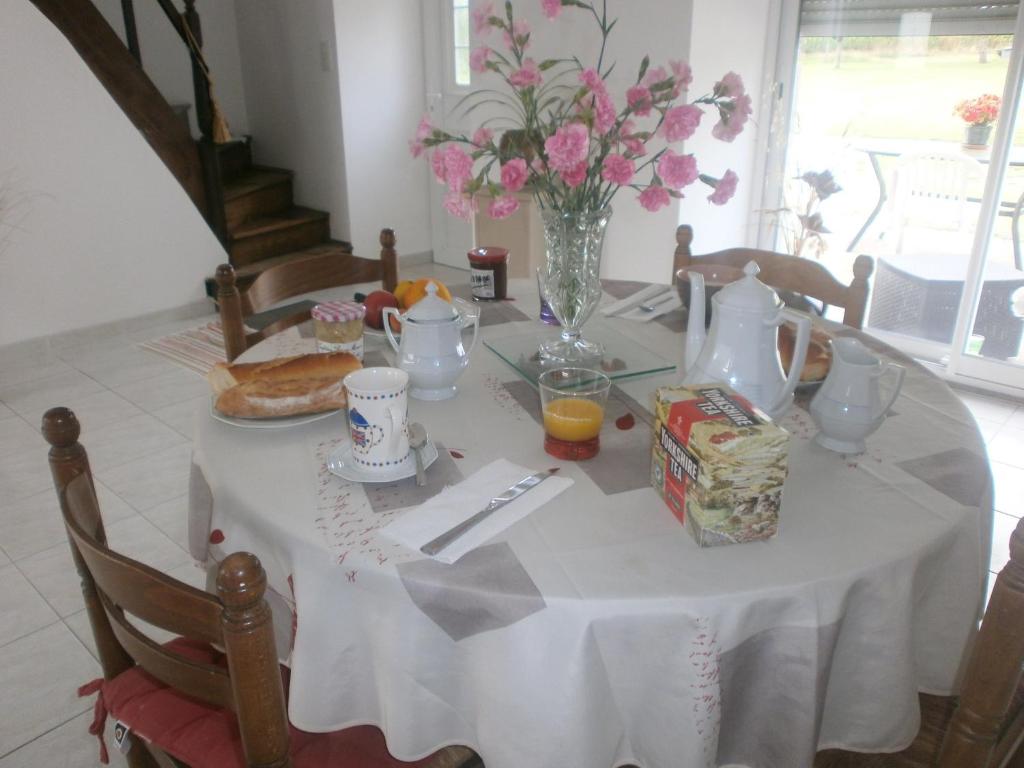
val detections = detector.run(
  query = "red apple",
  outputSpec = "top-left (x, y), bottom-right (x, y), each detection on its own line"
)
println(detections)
top-left (363, 290), bottom-right (399, 330)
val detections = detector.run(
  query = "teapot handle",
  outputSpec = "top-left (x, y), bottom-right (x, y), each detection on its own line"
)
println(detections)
top-left (382, 308), bottom-right (402, 354)
top-left (871, 362), bottom-right (905, 421)
top-left (768, 309), bottom-right (811, 417)
top-left (463, 314), bottom-right (480, 358)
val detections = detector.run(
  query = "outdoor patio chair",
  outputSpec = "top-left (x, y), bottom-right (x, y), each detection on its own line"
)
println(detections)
top-left (216, 228), bottom-right (399, 361)
top-left (892, 152), bottom-right (985, 254)
top-left (673, 224), bottom-right (875, 329)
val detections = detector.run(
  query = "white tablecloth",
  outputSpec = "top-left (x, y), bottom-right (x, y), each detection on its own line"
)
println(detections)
top-left (190, 278), bottom-right (991, 768)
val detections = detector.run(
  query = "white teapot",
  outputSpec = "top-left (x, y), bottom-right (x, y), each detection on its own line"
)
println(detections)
top-left (809, 337), bottom-right (905, 454)
top-left (683, 261), bottom-right (811, 420)
top-left (383, 282), bottom-right (480, 401)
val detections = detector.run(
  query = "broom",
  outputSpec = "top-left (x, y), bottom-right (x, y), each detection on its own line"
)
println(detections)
top-left (181, 16), bottom-right (232, 144)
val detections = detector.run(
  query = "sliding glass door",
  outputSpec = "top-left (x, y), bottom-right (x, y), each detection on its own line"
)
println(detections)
top-left (762, 0), bottom-right (1024, 394)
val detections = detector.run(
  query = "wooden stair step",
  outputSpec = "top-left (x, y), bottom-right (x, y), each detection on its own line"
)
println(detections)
top-left (204, 241), bottom-right (355, 298)
top-left (216, 137), bottom-right (253, 182)
top-left (229, 206), bottom-right (330, 267)
top-left (223, 167), bottom-right (294, 229)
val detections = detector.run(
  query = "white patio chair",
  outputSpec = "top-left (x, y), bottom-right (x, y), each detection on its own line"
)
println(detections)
top-left (892, 152), bottom-right (985, 254)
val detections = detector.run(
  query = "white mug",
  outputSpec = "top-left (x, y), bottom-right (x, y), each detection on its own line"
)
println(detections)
top-left (343, 367), bottom-right (410, 473)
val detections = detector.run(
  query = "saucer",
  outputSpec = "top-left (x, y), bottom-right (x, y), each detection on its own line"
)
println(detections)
top-left (327, 440), bottom-right (439, 483)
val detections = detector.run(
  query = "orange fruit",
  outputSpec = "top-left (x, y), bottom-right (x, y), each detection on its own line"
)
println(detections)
top-left (402, 278), bottom-right (452, 309)
top-left (392, 280), bottom-right (414, 307)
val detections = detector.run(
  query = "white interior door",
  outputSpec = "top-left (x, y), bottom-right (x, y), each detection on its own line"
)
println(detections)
top-left (422, 0), bottom-right (474, 270)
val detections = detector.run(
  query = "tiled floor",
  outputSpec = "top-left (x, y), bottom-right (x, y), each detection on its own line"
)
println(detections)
top-left (0, 267), bottom-right (1021, 764)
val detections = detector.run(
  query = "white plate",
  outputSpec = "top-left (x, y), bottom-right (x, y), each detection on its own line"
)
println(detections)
top-left (327, 440), bottom-right (439, 483)
top-left (210, 399), bottom-right (343, 429)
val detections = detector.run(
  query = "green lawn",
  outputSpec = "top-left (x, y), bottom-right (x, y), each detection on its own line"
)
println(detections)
top-left (795, 48), bottom-right (1023, 145)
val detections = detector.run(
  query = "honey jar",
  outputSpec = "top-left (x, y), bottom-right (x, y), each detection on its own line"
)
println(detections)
top-left (312, 301), bottom-right (365, 360)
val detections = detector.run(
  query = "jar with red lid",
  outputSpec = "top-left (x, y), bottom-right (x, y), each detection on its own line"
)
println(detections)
top-left (467, 246), bottom-right (509, 301)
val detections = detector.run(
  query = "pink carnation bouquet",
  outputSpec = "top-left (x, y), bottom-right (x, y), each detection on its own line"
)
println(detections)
top-left (409, 0), bottom-right (752, 221)
top-left (954, 94), bottom-right (1001, 127)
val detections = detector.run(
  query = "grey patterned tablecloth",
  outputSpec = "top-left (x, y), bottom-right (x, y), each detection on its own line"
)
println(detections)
top-left (191, 278), bottom-right (991, 768)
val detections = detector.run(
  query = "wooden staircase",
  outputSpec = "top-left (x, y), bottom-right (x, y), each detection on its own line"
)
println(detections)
top-left (204, 138), bottom-right (354, 297)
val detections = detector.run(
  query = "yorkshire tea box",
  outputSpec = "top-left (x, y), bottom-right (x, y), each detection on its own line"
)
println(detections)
top-left (651, 384), bottom-right (789, 546)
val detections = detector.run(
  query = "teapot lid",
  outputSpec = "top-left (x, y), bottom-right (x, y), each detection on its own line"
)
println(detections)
top-left (405, 281), bottom-right (459, 323)
top-left (714, 262), bottom-right (782, 312)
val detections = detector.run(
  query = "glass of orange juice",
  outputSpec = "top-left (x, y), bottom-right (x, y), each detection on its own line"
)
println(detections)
top-left (538, 368), bottom-right (611, 460)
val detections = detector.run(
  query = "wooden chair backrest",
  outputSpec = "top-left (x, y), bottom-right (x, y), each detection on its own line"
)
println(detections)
top-left (938, 515), bottom-right (1024, 767)
top-left (42, 407), bottom-right (291, 768)
top-left (217, 228), bottom-right (399, 362)
top-left (673, 225), bottom-right (875, 329)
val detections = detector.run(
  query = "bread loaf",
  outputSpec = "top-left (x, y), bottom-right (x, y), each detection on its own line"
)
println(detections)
top-left (214, 377), bottom-right (348, 419)
top-left (778, 326), bottom-right (832, 383)
top-left (208, 352), bottom-right (361, 395)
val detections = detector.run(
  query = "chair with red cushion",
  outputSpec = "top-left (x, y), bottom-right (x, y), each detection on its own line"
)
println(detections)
top-left (42, 407), bottom-right (481, 768)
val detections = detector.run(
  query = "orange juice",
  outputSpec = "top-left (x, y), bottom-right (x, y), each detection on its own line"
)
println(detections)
top-left (543, 398), bottom-right (605, 442)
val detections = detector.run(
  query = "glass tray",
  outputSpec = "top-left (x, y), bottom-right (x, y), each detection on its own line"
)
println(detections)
top-left (484, 321), bottom-right (677, 385)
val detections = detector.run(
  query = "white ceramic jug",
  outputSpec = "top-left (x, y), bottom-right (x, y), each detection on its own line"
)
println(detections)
top-left (809, 337), bottom-right (905, 454)
top-left (683, 262), bottom-right (811, 420)
top-left (382, 282), bottom-right (480, 401)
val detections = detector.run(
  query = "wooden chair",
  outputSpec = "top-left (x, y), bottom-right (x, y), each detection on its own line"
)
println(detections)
top-left (815, 515), bottom-right (1024, 768)
top-left (42, 406), bottom-right (480, 768)
top-left (673, 225), bottom-right (875, 329)
top-left (217, 228), bottom-right (400, 361)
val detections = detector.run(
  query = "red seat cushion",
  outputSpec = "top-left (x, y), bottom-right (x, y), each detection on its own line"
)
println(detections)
top-left (79, 637), bottom-right (446, 768)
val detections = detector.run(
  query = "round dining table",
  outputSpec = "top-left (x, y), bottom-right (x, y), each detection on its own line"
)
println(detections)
top-left (189, 276), bottom-right (992, 768)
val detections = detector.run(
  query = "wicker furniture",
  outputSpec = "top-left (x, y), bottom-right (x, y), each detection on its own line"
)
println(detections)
top-left (868, 255), bottom-right (1024, 359)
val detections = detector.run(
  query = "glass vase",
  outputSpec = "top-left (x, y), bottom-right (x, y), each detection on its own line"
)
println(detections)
top-left (538, 207), bottom-right (611, 363)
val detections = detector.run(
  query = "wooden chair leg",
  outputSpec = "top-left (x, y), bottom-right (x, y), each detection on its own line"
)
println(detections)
top-left (215, 264), bottom-right (246, 362)
top-left (380, 228), bottom-right (398, 293)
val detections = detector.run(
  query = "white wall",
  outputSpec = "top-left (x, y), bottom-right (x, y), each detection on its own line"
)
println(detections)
top-left (334, 0), bottom-right (434, 259)
top-left (92, 0), bottom-right (250, 137)
top-left (677, 0), bottom-right (772, 256)
top-left (0, 2), bottom-right (227, 347)
top-left (234, 0), bottom-right (351, 243)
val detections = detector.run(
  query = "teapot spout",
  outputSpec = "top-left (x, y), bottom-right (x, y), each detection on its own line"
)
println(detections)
top-left (684, 270), bottom-right (706, 373)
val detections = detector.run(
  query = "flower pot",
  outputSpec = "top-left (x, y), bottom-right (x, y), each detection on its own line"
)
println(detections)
top-left (964, 123), bottom-right (993, 148)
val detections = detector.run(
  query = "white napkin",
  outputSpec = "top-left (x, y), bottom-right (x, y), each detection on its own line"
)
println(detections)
top-left (619, 292), bottom-right (682, 322)
top-left (600, 284), bottom-right (667, 316)
top-left (381, 459), bottom-right (573, 564)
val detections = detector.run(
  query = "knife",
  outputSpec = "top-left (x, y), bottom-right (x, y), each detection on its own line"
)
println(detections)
top-left (420, 470), bottom-right (557, 556)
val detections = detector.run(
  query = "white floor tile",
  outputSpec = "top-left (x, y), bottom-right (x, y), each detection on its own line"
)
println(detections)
top-left (991, 462), bottom-right (1024, 518)
top-left (16, 543), bottom-right (93, 618)
top-left (988, 426), bottom-right (1024, 470)
top-left (141, 495), bottom-right (189, 552)
top-left (62, 612), bottom-right (96, 662)
top-left (0, 372), bottom-right (106, 422)
top-left (1006, 407), bottom-right (1024, 432)
top-left (0, 357), bottom-right (76, 391)
top-left (149, 395), bottom-right (205, 439)
top-left (111, 368), bottom-right (208, 412)
top-left (0, 418), bottom-right (44, 460)
top-left (991, 511), bottom-right (1020, 573)
top-left (62, 345), bottom-right (180, 389)
top-left (104, 516), bottom-right (190, 575)
top-left (0, 565), bottom-right (59, 647)
top-left (80, 413), bottom-right (185, 474)
top-left (0, 710), bottom-right (128, 768)
top-left (0, 482), bottom-right (135, 563)
top-left (0, 623), bottom-right (99, 757)
top-left (0, 403), bottom-right (17, 421)
top-left (53, 390), bottom-right (144, 432)
top-left (0, 449), bottom-right (57, 505)
top-left (974, 417), bottom-right (1004, 443)
top-left (958, 391), bottom-right (1019, 426)
top-left (96, 442), bottom-right (192, 512)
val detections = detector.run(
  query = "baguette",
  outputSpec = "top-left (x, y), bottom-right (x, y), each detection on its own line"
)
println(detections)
top-left (208, 352), bottom-right (362, 395)
top-left (778, 325), bottom-right (832, 383)
top-left (214, 377), bottom-right (348, 419)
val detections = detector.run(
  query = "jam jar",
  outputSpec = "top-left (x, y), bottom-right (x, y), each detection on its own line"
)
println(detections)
top-left (467, 246), bottom-right (509, 300)
top-left (312, 301), bottom-right (365, 360)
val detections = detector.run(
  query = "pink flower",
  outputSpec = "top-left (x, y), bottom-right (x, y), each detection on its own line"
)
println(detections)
top-left (643, 66), bottom-right (669, 88)
top-left (431, 150), bottom-right (447, 183)
top-left (660, 104), bottom-right (703, 142)
top-left (409, 140), bottom-right (426, 159)
top-left (503, 19), bottom-right (531, 49)
top-left (657, 150), bottom-right (698, 190)
top-left (438, 144), bottom-right (474, 192)
top-left (500, 158), bottom-right (528, 192)
top-left (601, 153), bottom-right (635, 186)
top-left (712, 93), bottom-right (752, 142)
top-left (638, 184), bottom-right (671, 212)
top-left (470, 46), bottom-right (491, 73)
top-left (409, 114), bottom-right (434, 157)
top-left (544, 122), bottom-right (590, 172)
top-left (619, 120), bottom-right (646, 156)
top-left (626, 85), bottom-right (653, 116)
top-left (472, 2), bottom-right (494, 36)
top-left (593, 91), bottom-right (617, 134)
top-left (530, 156), bottom-right (547, 175)
top-left (579, 68), bottom-right (604, 91)
top-left (541, 0), bottom-right (562, 19)
top-left (444, 191), bottom-right (478, 220)
top-left (472, 127), bottom-right (494, 146)
top-left (669, 60), bottom-right (692, 96)
top-left (708, 170), bottom-right (739, 205)
top-left (509, 58), bottom-right (543, 88)
top-left (488, 195), bottom-right (520, 219)
top-left (559, 161), bottom-right (588, 188)
top-left (715, 71), bottom-right (745, 98)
